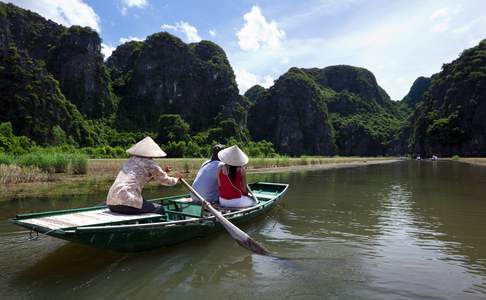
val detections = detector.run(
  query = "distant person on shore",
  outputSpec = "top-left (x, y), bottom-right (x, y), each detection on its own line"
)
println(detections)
top-left (217, 145), bottom-right (256, 208)
top-left (106, 137), bottom-right (181, 215)
top-left (191, 144), bottom-right (226, 203)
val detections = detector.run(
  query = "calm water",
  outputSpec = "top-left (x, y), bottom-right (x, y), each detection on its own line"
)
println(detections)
top-left (1, 161), bottom-right (486, 299)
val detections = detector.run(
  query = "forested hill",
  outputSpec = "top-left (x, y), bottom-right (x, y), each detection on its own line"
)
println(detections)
top-left (1, 2), bottom-right (486, 157)
top-left (406, 40), bottom-right (486, 156)
top-left (0, 2), bottom-right (248, 153)
top-left (246, 66), bottom-right (408, 156)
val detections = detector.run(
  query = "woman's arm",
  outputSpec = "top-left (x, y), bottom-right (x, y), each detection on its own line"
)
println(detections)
top-left (149, 160), bottom-right (179, 186)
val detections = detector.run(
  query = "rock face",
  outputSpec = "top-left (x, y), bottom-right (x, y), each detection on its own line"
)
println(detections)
top-left (0, 3), bottom-right (64, 60)
top-left (409, 40), bottom-right (486, 156)
top-left (110, 33), bottom-right (247, 133)
top-left (248, 65), bottom-right (406, 156)
top-left (303, 65), bottom-right (391, 105)
top-left (244, 85), bottom-right (266, 103)
top-left (309, 66), bottom-right (407, 156)
top-left (402, 76), bottom-right (431, 109)
top-left (0, 45), bottom-right (93, 145)
top-left (0, 3), bottom-right (115, 119)
top-left (47, 26), bottom-right (115, 118)
top-left (248, 68), bottom-right (336, 155)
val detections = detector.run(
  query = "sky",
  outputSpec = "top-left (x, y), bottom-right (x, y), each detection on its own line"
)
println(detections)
top-left (6, 0), bottom-right (486, 99)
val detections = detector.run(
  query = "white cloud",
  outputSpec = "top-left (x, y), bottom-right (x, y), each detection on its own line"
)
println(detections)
top-left (9, 0), bottom-right (100, 32)
top-left (261, 75), bottom-right (274, 88)
top-left (227, 0), bottom-right (486, 100)
top-left (161, 21), bottom-right (202, 43)
top-left (209, 30), bottom-right (216, 37)
top-left (236, 6), bottom-right (285, 51)
top-left (119, 36), bottom-right (143, 44)
top-left (430, 7), bottom-right (451, 32)
top-left (430, 7), bottom-right (449, 21)
top-left (235, 69), bottom-right (274, 93)
top-left (120, 0), bottom-right (148, 15)
top-left (101, 43), bottom-right (115, 60)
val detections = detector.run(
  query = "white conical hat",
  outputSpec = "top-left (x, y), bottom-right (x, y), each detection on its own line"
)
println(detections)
top-left (218, 145), bottom-right (248, 166)
top-left (126, 137), bottom-right (167, 158)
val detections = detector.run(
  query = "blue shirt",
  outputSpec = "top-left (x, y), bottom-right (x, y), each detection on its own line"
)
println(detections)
top-left (191, 160), bottom-right (223, 203)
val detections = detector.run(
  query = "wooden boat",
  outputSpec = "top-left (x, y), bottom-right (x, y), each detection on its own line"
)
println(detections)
top-left (9, 182), bottom-right (289, 252)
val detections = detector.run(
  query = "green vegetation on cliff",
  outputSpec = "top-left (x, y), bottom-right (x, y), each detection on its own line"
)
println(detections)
top-left (4, 2), bottom-right (486, 158)
top-left (248, 65), bottom-right (408, 156)
top-left (0, 45), bottom-right (96, 146)
top-left (248, 68), bottom-right (336, 156)
top-left (401, 76), bottom-right (431, 109)
top-left (409, 39), bottom-right (486, 156)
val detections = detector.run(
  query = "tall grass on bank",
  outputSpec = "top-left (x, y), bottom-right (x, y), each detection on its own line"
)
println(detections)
top-left (0, 164), bottom-right (49, 184)
top-left (71, 154), bottom-right (88, 174)
top-left (0, 153), bottom-right (13, 165)
top-left (1, 152), bottom-right (88, 175)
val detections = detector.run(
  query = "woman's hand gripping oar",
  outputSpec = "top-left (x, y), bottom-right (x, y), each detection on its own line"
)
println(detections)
top-left (179, 178), bottom-right (269, 256)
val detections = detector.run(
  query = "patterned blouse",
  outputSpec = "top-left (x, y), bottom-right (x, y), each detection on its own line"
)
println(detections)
top-left (106, 156), bottom-right (178, 208)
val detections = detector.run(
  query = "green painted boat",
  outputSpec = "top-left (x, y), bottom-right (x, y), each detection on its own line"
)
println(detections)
top-left (9, 182), bottom-right (289, 252)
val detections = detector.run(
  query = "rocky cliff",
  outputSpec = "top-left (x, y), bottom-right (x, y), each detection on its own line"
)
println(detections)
top-left (0, 2), bottom-right (114, 121)
top-left (109, 33), bottom-right (247, 133)
top-left (248, 68), bottom-right (336, 155)
top-left (0, 45), bottom-right (94, 145)
top-left (409, 40), bottom-right (486, 156)
top-left (248, 65), bottom-right (407, 156)
top-left (401, 76), bottom-right (431, 109)
top-left (47, 26), bottom-right (115, 118)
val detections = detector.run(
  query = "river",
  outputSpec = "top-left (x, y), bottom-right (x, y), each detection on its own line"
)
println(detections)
top-left (1, 161), bottom-right (485, 299)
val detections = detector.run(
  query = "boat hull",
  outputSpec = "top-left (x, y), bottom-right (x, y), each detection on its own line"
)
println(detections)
top-left (10, 182), bottom-right (288, 252)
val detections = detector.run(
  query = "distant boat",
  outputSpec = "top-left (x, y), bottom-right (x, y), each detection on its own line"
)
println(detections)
top-left (431, 155), bottom-right (438, 161)
top-left (416, 156), bottom-right (421, 160)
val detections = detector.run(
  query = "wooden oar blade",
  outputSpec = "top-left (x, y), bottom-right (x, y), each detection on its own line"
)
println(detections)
top-left (206, 205), bottom-right (270, 255)
top-left (180, 178), bottom-right (270, 256)
top-left (236, 236), bottom-right (269, 256)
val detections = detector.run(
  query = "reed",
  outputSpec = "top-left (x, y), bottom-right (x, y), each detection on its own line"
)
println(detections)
top-left (70, 154), bottom-right (88, 174)
top-left (52, 153), bottom-right (70, 173)
top-left (11, 152), bottom-right (88, 174)
top-left (0, 153), bottom-right (13, 165)
top-left (0, 164), bottom-right (49, 184)
top-left (16, 152), bottom-right (56, 173)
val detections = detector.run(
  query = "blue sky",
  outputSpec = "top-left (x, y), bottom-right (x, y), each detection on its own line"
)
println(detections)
top-left (7, 0), bottom-right (486, 99)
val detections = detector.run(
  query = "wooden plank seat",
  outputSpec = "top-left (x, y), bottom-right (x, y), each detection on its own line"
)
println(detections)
top-left (20, 208), bottom-right (162, 230)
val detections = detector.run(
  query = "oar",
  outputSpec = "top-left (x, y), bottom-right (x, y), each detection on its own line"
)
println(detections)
top-left (179, 178), bottom-right (269, 255)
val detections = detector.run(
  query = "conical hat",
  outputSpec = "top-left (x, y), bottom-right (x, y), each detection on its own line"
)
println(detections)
top-left (217, 145), bottom-right (248, 166)
top-left (126, 137), bottom-right (167, 158)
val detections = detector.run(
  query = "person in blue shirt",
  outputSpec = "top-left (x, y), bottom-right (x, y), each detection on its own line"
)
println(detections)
top-left (191, 144), bottom-right (225, 203)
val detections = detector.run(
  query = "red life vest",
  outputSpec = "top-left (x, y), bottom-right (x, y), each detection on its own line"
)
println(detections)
top-left (219, 167), bottom-right (247, 200)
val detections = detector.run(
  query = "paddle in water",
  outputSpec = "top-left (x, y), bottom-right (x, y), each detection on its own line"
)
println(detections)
top-left (180, 178), bottom-right (269, 255)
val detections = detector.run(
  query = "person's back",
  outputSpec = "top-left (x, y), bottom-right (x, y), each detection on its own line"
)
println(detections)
top-left (191, 160), bottom-right (222, 203)
top-left (218, 165), bottom-right (247, 199)
top-left (216, 145), bottom-right (256, 208)
top-left (106, 137), bottom-right (180, 215)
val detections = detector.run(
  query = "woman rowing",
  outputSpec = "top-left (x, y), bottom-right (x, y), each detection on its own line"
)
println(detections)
top-left (106, 137), bottom-right (181, 215)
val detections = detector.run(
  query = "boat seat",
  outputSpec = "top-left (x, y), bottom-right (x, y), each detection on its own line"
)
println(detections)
top-left (210, 200), bottom-right (260, 213)
top-left (19, 208), bottom-right (162, 230)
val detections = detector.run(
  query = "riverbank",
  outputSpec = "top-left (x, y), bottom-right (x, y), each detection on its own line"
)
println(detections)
top-left (0, 157), bottom-right (397, 201)
top-left (457, 158), bottom-right (486, 167)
